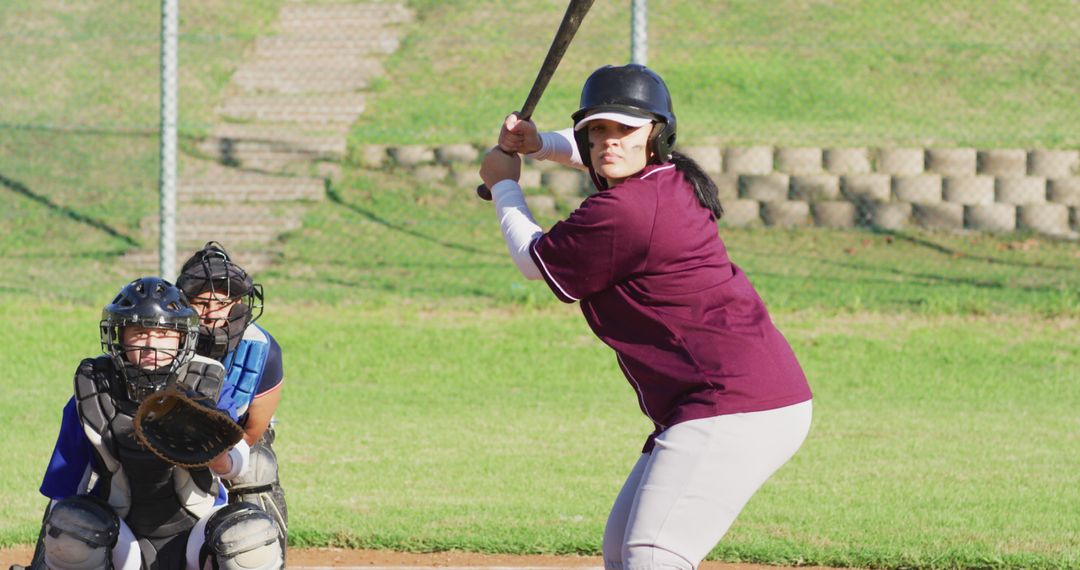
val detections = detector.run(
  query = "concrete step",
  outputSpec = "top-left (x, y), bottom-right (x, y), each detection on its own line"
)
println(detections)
top-left (217, 92), bottom-right (366, 124)
top-left (194, 150), bottom-right (338, 173)
top-left (277, 3), bottom-right (413, 30)
top-left (242, 52), bottom-right (386, 73)
top-left (254, 35), bottom-right (401, 58)
top-left (199, 124), bottom-right (348, 165)
top-left (141, 204), bottom-right (305, 225)
top-left (209, 154), bottom-right (311, 173)
top-left (232, 59), bottom-right (379, 93)
top-left (173, 225), bottom-right (287, 243)
top-left (140, 205), bottom-right (304, 243)
top-left (236, 56), bottom-right (384, 75)
top-left (120, 248), bottom-right (280, 275)
top-left (122, 3), bottom-right (415, 277)
top-left (179, 164), bottom-right (325, 203)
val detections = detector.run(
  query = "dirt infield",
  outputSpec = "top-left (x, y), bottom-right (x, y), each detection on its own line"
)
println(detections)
top-left (1, 546), bottom-right (839, 569)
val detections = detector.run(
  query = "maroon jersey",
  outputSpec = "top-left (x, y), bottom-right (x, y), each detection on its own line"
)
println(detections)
top-left (530, 163), bottom-right (812, 451)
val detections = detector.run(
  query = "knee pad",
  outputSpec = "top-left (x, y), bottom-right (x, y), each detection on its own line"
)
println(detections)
top-left (202, 502), bottom-right (281, 570)
top-left (43, 496), bottom-right (119, 570)
top-left (228, 443), bottom-right (278, 491)
top-left (227, 443), bottom-right (287, 544)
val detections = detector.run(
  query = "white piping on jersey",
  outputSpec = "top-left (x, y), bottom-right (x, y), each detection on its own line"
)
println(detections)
top-left (640, 163), bottom-right (676, 180)
top-left (617, 353), bottom-right (661, 428)
top-left (530, 237), bottom-right (580, 302)
top-left (252, 379), bottom-right (284, 399)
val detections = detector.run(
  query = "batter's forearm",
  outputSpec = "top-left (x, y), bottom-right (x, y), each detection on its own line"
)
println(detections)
top-left (528, 129), bottom-right (586, 171)
top-left (492, 180), bottom-right (544, 280)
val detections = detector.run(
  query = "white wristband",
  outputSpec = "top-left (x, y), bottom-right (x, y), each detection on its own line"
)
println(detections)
top-left (213, 438), bottom-right (250, 480)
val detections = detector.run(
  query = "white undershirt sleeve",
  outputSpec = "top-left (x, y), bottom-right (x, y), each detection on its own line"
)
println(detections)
top-left (212, 438), bottom-right (250, 481)
top-left (526, 128), bottom-right (587, 171)
top-left (491, 179), bottom-right (543, 280)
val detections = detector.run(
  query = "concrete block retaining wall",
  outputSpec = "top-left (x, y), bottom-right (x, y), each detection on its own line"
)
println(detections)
top-left (352, 143), bottom-right (1080, 238)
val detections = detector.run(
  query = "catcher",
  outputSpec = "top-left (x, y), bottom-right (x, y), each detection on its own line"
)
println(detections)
top-left (13, 277), bottom-right (282, 570)
top-left (175, 242), bottom-right (287, 555)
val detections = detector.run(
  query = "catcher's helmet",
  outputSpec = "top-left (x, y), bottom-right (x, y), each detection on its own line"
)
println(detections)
top-left (571, 64), bottom-right (677, 173)
top-left (176, 242), bottom-right (264, 359)
top-left (100, 277), bottom-right (199, 401)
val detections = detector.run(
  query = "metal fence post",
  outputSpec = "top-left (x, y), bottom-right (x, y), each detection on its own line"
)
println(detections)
top-left (159, 0), bottom-right (179, 280)
top-left (631, 0), bottom-right (647, 65)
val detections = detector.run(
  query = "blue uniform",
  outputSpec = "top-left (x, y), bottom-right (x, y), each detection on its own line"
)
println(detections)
top-left (39, 399), bottom-right (96, 500)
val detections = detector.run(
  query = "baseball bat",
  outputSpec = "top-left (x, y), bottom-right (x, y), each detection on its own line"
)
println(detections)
top-left (476, 0), bottom-right (595, 201)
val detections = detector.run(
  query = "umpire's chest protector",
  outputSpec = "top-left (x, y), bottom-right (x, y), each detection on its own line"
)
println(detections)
top-left (74, 356), bottom-right (223, 538)
top-left (220, 325), bottom-right (271, 418)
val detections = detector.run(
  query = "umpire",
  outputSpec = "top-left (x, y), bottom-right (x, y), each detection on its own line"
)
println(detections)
top-left (176, 242), bottom-right (288, 557)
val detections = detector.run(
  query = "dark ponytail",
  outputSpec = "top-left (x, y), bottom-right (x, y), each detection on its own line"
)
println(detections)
top-left (669, 151), bottom-right (724, 219)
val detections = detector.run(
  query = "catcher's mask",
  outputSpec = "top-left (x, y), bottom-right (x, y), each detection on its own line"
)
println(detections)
top-left (571, 64), bottom-right (677, 190)
top-left (100, 277), bottom-right (200, 402)
top-left (175, 241), bottom-right (264, 360)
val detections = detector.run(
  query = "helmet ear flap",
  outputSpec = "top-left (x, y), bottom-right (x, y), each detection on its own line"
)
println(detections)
top-left (649, 121), bottom-right (677, 164)
top-left (574, 127), bottom-right (592, 169)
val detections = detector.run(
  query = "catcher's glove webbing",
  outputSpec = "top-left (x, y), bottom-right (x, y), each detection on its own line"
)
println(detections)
top-left (134, 360), bottom-right (245, 468)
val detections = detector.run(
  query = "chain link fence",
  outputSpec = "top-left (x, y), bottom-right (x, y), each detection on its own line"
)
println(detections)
top-left (1, 0), bottom-right (1077, 312)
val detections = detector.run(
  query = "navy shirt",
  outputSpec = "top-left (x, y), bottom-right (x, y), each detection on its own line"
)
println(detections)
top-left (530, 162), bottom-right (812, 451)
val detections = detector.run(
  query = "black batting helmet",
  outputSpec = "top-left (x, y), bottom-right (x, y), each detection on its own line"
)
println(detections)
top-left (571, 64), bottom-right (677, 174)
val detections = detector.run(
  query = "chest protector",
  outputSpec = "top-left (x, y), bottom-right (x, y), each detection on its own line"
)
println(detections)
top-left (73, 356), bottom-right (223, 538)
top-left (220, 326), bottom-right (271, 419)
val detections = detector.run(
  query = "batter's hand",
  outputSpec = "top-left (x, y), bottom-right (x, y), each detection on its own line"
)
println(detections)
top-left (499, 113), bottom-right (542, 155)
top-left (479, 146), bottom-right (522, 190)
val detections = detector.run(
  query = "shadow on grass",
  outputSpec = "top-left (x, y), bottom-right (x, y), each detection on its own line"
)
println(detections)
top-left (0, 172), bottom-right (139, 248)
top-left (759, 254), bottom-right (1076, 302)
top-left (871, 228), bottom-right (1080, 272)
top-left (812, 258), bottom-right (1008, 290)
top-left (0, 122), bottom-right (157, 139)
top-left (0, 250), bottom-right (131, 260)
top-left (318, 274), bottom-right (499, 299)
top-left (325, 186), bottom-right (500, 258)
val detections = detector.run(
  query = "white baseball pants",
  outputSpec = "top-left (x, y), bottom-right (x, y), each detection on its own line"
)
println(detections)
top-left (603, 400), bottom-right (813, 570)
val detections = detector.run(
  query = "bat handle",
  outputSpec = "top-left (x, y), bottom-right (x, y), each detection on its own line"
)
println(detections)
top-left (475, 147), bottom-right (518, 201)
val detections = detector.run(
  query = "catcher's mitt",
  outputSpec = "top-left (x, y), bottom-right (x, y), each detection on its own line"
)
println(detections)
top-left (133, 361), bottom-right (245, 468)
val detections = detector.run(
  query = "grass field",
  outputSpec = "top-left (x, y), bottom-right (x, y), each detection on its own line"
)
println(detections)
top-left (356, 0), bottom-right (1080, 147)
top-left (2, 301), bottom-right (1078, 569)
top-left (0, 164), bottom-right (1078, 570)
